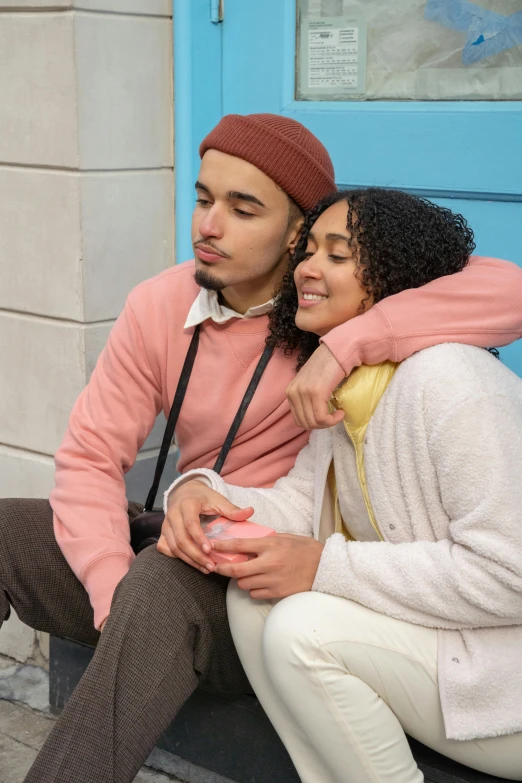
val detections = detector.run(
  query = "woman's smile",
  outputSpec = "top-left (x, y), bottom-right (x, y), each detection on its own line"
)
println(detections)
top-left (298, 286), bottom-right (330, 307)
top-left (294, 200), bottom-right (367, 337)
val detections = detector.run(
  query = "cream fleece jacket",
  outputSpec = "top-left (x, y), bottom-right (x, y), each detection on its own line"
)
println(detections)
top-left (167, 344), bottom-right (522, 742)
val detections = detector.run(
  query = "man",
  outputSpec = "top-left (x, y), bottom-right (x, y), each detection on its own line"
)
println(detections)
top-left (0, 113), bottom-right (521, 783)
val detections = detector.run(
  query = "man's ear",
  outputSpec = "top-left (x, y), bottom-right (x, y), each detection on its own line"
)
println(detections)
top-left (287, 216), bottom-right (304, 252)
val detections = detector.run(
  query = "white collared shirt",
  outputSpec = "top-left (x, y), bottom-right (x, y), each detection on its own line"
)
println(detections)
top-left (184, 288), bottom-right (274, 328)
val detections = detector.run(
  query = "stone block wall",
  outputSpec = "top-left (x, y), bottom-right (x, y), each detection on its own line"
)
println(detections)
top-left (0, 0), bottom-right (175, 663)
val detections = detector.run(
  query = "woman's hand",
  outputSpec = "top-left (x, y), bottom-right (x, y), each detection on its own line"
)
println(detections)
top-left (286, 344), bottom-right (345, 430)
top-left (211, 533), bottom-right (324, 599)
top-left (158, 480), bottom-right (254, 573)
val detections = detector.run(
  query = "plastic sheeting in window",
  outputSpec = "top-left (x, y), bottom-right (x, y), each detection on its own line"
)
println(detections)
top-left (297, 0), bottom-right (522, 100)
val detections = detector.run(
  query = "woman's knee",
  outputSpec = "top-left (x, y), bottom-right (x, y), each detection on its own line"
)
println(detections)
top-left (262, 592), bottom-right (378, 678)
top-left (262, 592), bottom-right (324, 677)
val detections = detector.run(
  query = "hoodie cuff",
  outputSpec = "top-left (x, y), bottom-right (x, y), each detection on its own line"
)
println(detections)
top-left (321, 305), bottom-right (394, 375)
top-left (82, 553), bottom-right (134, 631)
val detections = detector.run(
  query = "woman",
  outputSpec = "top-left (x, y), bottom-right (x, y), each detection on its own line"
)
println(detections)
top-left (164, 189), bottom-right (522, 782)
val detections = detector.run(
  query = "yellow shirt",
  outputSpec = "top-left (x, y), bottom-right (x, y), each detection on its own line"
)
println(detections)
top-left (329, 361), bottom-right (399, 542)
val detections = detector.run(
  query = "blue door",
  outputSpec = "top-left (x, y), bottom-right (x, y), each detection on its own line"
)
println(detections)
top-left (174, 0), bottom-right (522, 375)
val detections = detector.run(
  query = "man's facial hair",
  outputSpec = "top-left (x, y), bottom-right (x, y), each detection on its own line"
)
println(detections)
top-left (194, 269), bottom-right (225, 291)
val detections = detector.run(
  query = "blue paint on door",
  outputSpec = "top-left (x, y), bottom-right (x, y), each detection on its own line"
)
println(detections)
top-left (173, 0), bottom-right (522, 375)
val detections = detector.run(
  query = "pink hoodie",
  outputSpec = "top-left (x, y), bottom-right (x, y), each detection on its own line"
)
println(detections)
top-left (50, 256), bottom-right (522, 629)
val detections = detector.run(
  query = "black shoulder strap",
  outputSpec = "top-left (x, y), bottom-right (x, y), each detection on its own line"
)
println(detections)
top-left (212, 342), bottom-right (274, 474)
top-left (144, 332), bottom-right (274, 510)
top-left (144, 324), bottom-right (201, 511)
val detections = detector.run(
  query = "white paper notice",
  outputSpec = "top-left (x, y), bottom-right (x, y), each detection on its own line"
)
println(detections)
top-left (308, 24), bottom-right (359, 89)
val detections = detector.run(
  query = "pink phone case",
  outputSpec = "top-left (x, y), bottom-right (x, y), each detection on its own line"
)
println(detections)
top-left (204, 516), bottom-right (276, 564)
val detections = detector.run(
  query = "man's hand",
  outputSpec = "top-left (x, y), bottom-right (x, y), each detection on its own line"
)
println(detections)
top-left (158, 480), bottom-right (254, 573)
top-left (286, 343), bottom-right (346, 430)
top-left (210, 534), bottom-right (324, 599)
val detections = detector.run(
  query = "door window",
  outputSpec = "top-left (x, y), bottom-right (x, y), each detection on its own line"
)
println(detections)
top-left (297, 0), bottom-right (522, 101)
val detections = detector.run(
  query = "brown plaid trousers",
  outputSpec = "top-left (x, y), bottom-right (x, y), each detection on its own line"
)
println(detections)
top-left (0, 498), bottom-right (250, 782)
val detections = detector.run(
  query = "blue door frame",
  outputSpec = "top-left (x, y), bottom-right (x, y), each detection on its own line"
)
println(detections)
top-left (173, 0), bottom-right (223, 265)
top-left (173, 0), bottom-right (522, 374)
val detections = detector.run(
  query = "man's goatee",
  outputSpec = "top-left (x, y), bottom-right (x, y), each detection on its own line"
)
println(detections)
top-left (194, 269), bottom-right (225, 291)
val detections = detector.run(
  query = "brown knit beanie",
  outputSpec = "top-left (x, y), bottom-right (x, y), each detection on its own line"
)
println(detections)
top-left (199, 113), bottom-right (336, 212)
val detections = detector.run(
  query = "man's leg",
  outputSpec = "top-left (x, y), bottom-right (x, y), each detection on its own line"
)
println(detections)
top-left (0, 498), bottom-right (108, 645)
top-left (24, 545), bottom-right (250, 783)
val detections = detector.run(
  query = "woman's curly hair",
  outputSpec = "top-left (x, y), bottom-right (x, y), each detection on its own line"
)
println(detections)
top-left (268, 187), bottom-right (475, 369)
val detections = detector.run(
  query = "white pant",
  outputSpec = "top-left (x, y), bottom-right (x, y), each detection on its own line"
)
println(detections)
top-left (227, 582), bottom-right (522, 783)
